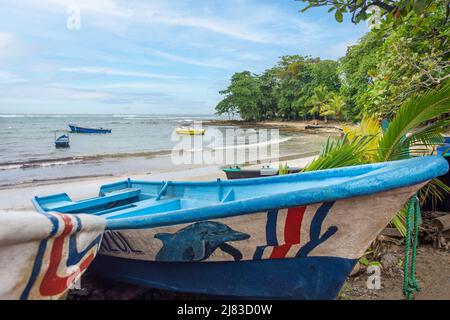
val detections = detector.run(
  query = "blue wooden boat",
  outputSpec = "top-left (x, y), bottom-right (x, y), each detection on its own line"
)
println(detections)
top-left (55, 134), bottom-right (70, 148)
top-left (69, 124), bottom-right (111, 134)
top-left (32, 156), bottom-right (448, 299)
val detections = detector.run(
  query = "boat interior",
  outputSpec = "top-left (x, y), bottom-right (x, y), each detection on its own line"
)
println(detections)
top-left (34, 171), bottom-right (357, 221)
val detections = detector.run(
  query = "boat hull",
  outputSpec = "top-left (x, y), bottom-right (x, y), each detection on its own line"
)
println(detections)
top-left (175, 128), bottom-right (205, 135)
top-left (91, 255), bottom-right (356, 299)
top-left (92, 185), bottom-right (420, 299)
top-left (69, 125), bottom-right (111, 134)
top-left (0, 211), bottom-right (105, 300)
top-left (224, 167), bottom-right (302, 179)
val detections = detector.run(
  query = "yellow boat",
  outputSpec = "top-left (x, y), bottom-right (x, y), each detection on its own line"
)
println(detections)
top-left (175, 127), bottom-right (206, 135)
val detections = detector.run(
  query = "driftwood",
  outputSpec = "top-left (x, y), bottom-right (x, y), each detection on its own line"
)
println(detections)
top-left (380, 227), bottom-right (403, 238)
top-left (432, 214), bottom-right (450, 233)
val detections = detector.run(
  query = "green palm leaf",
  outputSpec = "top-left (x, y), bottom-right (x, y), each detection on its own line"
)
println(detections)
top-left (303, 134), bottom-right (374, 172)
top-left (376, 82), bottom-right (450, 162)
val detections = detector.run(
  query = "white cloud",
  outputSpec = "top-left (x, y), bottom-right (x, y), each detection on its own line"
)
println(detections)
top-left (0, 32), bottom-right (15, 49)
top-left (145, 49), bottom-right (231, 69)
top-left (60, 66), bottom-right (183, 79)
top-left (0, 71), bottom-right (22, 83)
top-left (148, 13), bottom-right (271, 44)
top-left (0, 32), bottom-right (27, 61)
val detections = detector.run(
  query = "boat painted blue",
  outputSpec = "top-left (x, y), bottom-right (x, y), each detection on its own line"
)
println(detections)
top-left (32, 156), bottom-right (449, 299)
top-left (69, 124), bottom-right (111, 134)
top-left (437, 145), bottom-right (450, 156)
top-left (54, 134), bottom-right (70, 148)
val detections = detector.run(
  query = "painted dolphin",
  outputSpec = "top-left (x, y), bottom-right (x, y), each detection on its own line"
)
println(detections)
top-left (155, 221), bottom-right (250, 262)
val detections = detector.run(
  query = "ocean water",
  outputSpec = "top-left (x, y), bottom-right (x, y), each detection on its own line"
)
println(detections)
top-left (0, 114), bottom-right (329, 187)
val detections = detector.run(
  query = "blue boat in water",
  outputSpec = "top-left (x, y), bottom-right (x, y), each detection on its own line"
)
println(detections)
top-left (32, 156), bottom-right (448, 299)
top-left (69, 124), bottom-right (111, 134)
top-left (54, 134), bottom-right (70, 148)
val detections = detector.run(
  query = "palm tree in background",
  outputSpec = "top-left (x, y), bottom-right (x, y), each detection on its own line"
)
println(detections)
top-left (321, 93), bottom-right (345, 121)
top-left (306, 85), bottom-right (330, 121)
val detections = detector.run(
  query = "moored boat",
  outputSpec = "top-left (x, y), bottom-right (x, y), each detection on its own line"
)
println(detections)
top-left (175, 127), bottom-right (205, 135)
top-left (0, 211), bottom-right (105, 299)
top-left (32, 156), bottom-right (448, 299)
top-left (54, 134), bottom-right (70, 148)
top-left (223, 166), bottom-right (302, 179)
top-left (69, 124), bottom-right (112, 134)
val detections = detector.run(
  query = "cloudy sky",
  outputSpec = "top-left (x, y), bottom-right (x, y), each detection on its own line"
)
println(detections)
top-left (0, 0), bottom-right (367, 114)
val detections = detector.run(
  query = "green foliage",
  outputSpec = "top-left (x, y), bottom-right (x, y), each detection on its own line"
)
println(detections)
top-left (278, 163), bottom-right (290, 175)
top-left (302, 134), bottom-right (374, 171)
top-left (216, 56), bottom-right (339, 121)
top-left (337, 1), bottom-right (449, 119)
top-left (216, 1), bottom-right (448, 123)
top-left (376, 82), bottom-right (450, 162)
top-left (304, 83), bottom-right (450, 236)
top-left (321, 93), bottom-right (345, 120)
top-left (299, 0), bottom-right (440, 26)
top-left (306, 85), bottom-right (331, 120)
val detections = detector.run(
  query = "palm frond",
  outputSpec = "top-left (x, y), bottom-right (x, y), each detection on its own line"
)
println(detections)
top-left (376, 82), bottom-right (450, 162)
top-left (390, 207), bottom-right (407, 237)
top-left (407, 120), bottom-right (449, 147)
top-left (342, 115), bottom-right (382, 162)
top-left (418, 178), bottom-right (450, 207)
top-left (303, 134), bottom-right (374, 172)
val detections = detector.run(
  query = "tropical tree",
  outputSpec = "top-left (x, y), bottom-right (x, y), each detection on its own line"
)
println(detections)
top-left (306, 86), bottom-right (331, 121)
top-left (321, 94), bottom-right (345, 120)
top-left (298, 0), bottom-right (444, 26)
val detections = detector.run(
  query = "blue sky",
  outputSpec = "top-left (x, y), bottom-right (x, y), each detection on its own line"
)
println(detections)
top-left (0, 0), bottom-right (368, 114)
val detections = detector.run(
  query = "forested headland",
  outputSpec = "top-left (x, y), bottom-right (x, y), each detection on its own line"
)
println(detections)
top-left (215, 1), bottom-right (449, 123)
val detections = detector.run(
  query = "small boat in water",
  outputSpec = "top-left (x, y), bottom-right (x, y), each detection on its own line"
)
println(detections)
top-left (69, 124), bottom-right (111, 134)
top-left (32, 156), bottom-right (448, 299)
top-left (175, 127), bottom-right (205, 135)
top-left (54, 133), bottom-right (70, 148)
top-left (0, 211), bottom-right (104, 299)
top-left (223, 166), bottom-right (302, 180)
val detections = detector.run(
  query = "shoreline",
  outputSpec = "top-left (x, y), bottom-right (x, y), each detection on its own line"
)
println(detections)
top-left (204, 119), bottom-right (347, 133)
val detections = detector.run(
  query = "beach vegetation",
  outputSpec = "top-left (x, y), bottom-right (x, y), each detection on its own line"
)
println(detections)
top-left (303, 82), bottom-right (450, 235)
top-left (216, 0), bottom-right (449, 123)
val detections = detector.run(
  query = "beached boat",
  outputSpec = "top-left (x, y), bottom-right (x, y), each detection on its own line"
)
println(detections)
top-left (223, 166), bottom-right (302, 179)
top-left (32, 156), bottom-right (448, 299)
top-left (54, 134), bottom-right (70, 148)
top-left (175, 127), bottom-right (205, 135)
top-left (69, 124), bottom-right (111, 134)
top-left (0, 211), bottom-right (105, 299)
